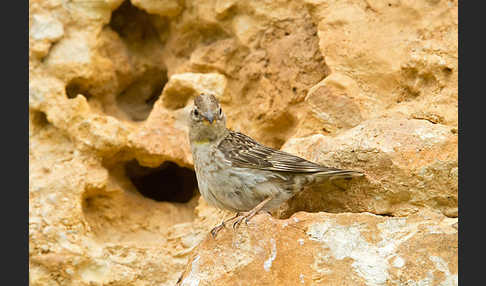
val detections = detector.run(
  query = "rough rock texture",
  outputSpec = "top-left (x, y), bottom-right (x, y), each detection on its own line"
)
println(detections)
top-left (178, 210), bottom-right (458, 286)
top-left (29, 0), bottom-right (457, 285)
top-left (278, 118), bottom-right (458, 218)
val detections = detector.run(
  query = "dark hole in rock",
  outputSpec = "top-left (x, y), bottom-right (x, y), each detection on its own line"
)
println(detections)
top-left (109, 0), bottom-right (168, 121)
top-left (442, 67), bottom-right (453, 75)
top-left (66, 80), bottom-right (93, 100)
top-left (377, 212), bottom-right (394, 217)
top-left (116, 68), bottom-right (168, 121)
top-left (31, 110), bottom-right (49, 127)
top-left (109, 0), bottom-right (161, 46)
top-left (125, 160), bottom-right (198, 203)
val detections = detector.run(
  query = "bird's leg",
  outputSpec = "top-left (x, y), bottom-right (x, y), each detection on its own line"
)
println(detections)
top-left (233, 196), bottom-right (273, 230)
top-left (223, 212), bottom-right (241, 226)
top-left (210, 212), bottom-right (241, 238)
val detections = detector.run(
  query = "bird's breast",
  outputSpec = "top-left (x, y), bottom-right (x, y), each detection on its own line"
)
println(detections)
top-left (190, 143), bottom-right (296, 212)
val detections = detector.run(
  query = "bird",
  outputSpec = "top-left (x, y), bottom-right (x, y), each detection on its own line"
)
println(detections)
top-left (188, 93), bottom-right (363, 237)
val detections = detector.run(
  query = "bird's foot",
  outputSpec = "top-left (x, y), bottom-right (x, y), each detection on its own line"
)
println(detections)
top-left (232, 196), bottom-right (273, 230)
top-left (210, 212), bottom-right (241, 238)
top-left (231, 209), bottom-right (262, 229)
top-left (210, 224), bottom-right (225, 238)
top-left (232, 212), bottom-right (250, 230)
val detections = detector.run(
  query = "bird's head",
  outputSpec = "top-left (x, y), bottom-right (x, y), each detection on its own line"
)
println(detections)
top-left (189, 93), bottom-right (227, 144)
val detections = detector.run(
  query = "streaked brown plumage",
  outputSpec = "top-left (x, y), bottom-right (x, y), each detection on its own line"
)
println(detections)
top-left (218, 131), bottom-right (359, 175)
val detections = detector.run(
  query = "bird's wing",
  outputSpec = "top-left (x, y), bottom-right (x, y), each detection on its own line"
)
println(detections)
top-left (217, 131), bottom-right (354, 174)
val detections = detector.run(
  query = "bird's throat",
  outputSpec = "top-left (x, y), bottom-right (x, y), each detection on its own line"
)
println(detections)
top-left (193, 138), bottom-right (210, 144)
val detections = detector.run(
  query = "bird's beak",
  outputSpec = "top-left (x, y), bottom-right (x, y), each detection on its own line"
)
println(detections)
top-left (203, 113), bottom-right (214, 124)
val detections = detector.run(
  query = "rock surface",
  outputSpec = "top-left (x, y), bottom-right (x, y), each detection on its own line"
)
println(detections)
top-left (278, 118), bottom-right (458, 218)
top-left (29, 0), bottom-right (457, 285)
top-left (178, 210), bottom-right (458, 286)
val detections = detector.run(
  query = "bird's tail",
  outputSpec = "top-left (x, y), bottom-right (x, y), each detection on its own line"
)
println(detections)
top-left (316, 169), bottom-right (364, 181)
top-left (296, 169), bottom-right (363, 191)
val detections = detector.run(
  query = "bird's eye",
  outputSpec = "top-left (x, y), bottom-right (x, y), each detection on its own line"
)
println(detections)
top-left (193, 109), bottom-right (199, 116)
top-left (218, 107), bottom-right (222, 116)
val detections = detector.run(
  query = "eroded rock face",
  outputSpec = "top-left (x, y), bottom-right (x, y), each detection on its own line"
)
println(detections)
top-left (177, 211), bottom-right (458, 286)
top-left (29, 0), bottom-right (457, 285)
top-left (279, 118), bottom-right (458, 218)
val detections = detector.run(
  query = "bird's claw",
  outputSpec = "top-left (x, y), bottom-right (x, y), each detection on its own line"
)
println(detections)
top-left (210, 227), bottom-right (219, 238)
top-left (210, 223), bottom-right (225, 238)
top-left (232, 218), bottom-right (241, 230)
top-left (231, 213), bottom-right (255, 230)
